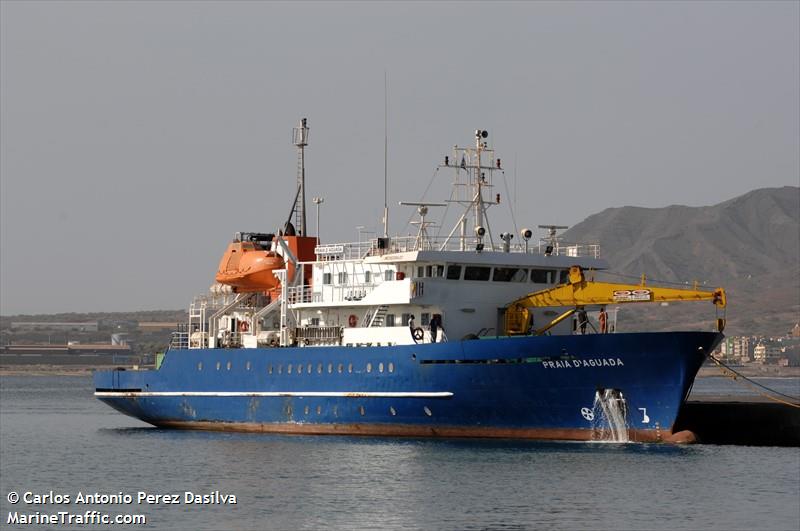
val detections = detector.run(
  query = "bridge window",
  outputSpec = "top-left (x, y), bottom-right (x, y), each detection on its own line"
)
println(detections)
top-left (531, 269), bottom-right (555, 284)
top-left (464, 266), bottom-right (491, 281)
top-left (446, 265), bottom-right (462, 280)
top-left (493, 267), bottom-right (528, 282)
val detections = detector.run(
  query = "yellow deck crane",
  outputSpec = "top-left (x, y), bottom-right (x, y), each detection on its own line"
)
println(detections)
top-left (504, 266), bottom-right (726, 336)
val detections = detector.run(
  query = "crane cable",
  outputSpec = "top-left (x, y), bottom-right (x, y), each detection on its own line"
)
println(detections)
top-left (709, 356), bottom-right (800, 408)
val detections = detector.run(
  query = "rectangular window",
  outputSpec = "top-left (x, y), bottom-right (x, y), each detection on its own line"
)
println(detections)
top-left (401, 313), bottom-right (412, 326)
top-left (559, 270), bottom-right (569, 284)
top-left (337, 272), bottom-right (348, 284)
top-left (446, 265), bottom-right (462, 280)
top-left (464, 266), bottom-right (491, 281)
top-left (364, 271), bottom-right (371, 283)
top-left (433, 265), bottom-right (444, 277)
top-left (385, 270), bottom-right (394, 281)
top-left (425, 265), bottom-right (433, 277)
top-left (323, 272), bottom-right (332, 285)
top-left (421, 312), bottom-right (431, 326)
top-left (417, 266), bottom-right (425, 278)
top-left (310, 318), bottom-right (320, 326)
top-left (493, 267), bottom-right (528, 282)
top-left (531, 269), bottom-right (554, 284)
top-left (385, 314), bottom-right (396, 327)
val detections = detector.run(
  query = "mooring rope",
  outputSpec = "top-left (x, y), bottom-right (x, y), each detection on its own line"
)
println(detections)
top-left (709, 357), bottom-right (800, 408)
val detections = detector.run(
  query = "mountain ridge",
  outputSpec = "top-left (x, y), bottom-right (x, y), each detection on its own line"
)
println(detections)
top-left (562, 186), bottom-right (799, 336)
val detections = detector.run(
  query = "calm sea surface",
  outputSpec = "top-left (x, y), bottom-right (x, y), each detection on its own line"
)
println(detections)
top-left (1, 375), bottom-right (798, 531)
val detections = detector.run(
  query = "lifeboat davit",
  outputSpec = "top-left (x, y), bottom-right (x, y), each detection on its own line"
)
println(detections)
top-left (215, 232), bottom-right (284, 292)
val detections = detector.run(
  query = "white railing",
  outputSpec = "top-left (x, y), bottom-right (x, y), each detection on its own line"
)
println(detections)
top-left (315, 237), bottom-right (600, 258)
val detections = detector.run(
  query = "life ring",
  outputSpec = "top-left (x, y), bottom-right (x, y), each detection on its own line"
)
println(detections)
top-left (239, 321), bottom-right (250, 333)
top-left (412, 327), bottom-right (424, 341)
top-left (348, 314), bottom-right (358, 327)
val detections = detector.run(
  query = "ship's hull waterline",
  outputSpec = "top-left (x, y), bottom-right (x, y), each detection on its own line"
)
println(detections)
top-left (94, 331), bottom-right (722, 442)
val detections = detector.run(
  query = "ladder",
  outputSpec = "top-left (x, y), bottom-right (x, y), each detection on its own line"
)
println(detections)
top-left (369, 305), bottom-right (389, 327)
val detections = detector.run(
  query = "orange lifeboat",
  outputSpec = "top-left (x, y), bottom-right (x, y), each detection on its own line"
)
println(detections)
top-left (215, 233), bottom-right (284, 292)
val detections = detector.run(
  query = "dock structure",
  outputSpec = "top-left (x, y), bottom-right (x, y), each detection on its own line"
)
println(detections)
top-left (674, 397), bottom-right (800, 447)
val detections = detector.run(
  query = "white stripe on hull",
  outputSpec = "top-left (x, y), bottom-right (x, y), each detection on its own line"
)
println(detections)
top-left (95, 391), bottom-right (454, 398)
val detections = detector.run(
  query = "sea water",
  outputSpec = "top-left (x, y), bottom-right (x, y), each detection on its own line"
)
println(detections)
top-left (1, 375), bottom-right (798, 530)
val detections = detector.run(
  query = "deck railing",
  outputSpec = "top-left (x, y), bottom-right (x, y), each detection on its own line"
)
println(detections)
top-left (315, 237), bottom-right (600, 259)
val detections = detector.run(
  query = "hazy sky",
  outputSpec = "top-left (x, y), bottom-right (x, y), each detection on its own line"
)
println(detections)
top-left (1, 1), bottom-right (798, 314)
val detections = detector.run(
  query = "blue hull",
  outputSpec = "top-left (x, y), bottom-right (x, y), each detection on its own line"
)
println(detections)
top-left (93, 331), bottom-right (722, 442)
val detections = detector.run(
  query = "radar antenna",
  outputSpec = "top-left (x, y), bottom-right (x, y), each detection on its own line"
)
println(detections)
top-left (399, 201), bottom-right (446, 251)
top-left (538, 224), bottom-right (568, 255)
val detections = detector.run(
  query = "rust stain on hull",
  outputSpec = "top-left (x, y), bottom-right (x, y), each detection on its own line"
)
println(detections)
top-left (153, 420), bottom-right (668, 443)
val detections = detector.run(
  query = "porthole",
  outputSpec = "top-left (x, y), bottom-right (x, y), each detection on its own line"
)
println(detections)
top-left (348, 363), bottom-right (353, 373)
top-left (378, 362), bottom-right (384, 373)
top-left (216, 361), bottom-right (221, 371)
top-left (338, 363), bottom-right (343, 373)
top-left (288, 364), bottom-right (293, 374)
top-left (389, 406), bottom-right (396, 416)
top-left (316, 405), bottom-right (322, 415)
top-left (285, 404), bottom-right (292, 416)
top-left (359, 405), bottom-right (365, 416)
top-left (424, 406), bottom-right (432, 417)
top-left (317, 363), bottom-right (323, 374)
top-left (277, 365), bottom-right (282, 374)
top-left (327, 363), bottom-right (333, 374)
top-left (304, 405), bottom-right (310, 415)
top-left (197, 362), bottom-right (203, 371)
top-left (268, 365), bottom-right (273, 375)
top-left (388, 362), bottom-right (395, 373)
top-left (226, 361), bottom-right (232, 371)
top-left (307, 363), bottom-right (313, 374)
top-left (246, 361), bottom-right (251, 371)
top-left (333, 405), bottom-right (338, 417)
top-left (366, 362), bottom-right (372, 373)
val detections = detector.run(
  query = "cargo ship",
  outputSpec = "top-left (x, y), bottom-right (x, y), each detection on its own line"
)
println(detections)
top-left (94, 122), bottom-right (726, 442)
